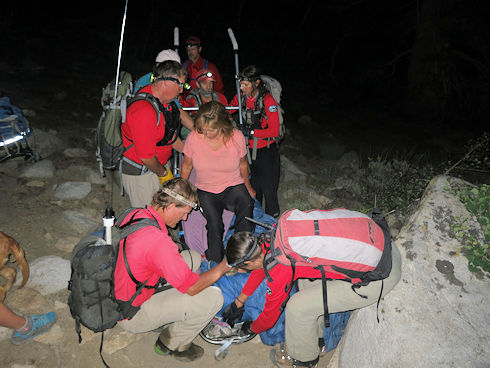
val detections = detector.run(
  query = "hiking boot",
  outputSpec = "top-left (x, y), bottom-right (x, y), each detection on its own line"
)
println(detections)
top-left (154, 338), bottom-right (204, 362)
top-left (11, 312), bottom-right (56, 345)
top-left (270, 342), bottom-right (319, 367)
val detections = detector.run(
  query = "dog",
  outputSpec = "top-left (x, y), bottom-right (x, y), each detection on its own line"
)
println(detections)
top-left (0, 231), bottom-right (29, 300)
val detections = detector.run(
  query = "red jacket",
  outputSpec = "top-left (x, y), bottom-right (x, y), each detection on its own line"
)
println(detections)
top-left (229, 93), bottom-right (280, 149)
top-left (242, 244), bottom-right (345, 334)
top-left (121, 85), bottom-right (173, 166)
top-left (184, 57), bottom-right (225, 95)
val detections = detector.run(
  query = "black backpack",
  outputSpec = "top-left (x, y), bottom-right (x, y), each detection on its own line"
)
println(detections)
top-left (67, 207), bottom-right (170, 367)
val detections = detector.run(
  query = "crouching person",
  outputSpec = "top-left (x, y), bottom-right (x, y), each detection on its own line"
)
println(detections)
top-left (115, 177), bottom-right (231, 362)
top-left (223, 229), bottom-right (402, 367)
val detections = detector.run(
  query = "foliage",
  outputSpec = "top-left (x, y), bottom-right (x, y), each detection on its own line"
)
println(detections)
top-left (349, 155), bottom-right (438, 215)
top-left (444, 131), bottom-right (490, 181)
top-left (450, 183), bottom-right (490, 277)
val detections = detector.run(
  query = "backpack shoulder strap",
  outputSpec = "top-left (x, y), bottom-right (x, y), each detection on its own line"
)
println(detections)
top-left (203, 59), bottom-right (208, 69)
top-left (184, 60), bottom-right (189, 69)
top-left (127, 92), bottom-right (162, 127)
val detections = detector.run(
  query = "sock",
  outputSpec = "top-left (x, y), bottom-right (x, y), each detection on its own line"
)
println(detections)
top-left (15, 316), bottom-right (33, 334)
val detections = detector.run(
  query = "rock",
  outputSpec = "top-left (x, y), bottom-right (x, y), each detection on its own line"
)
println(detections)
top-left (281, 156), bottom-right (307, 185)
top-left (5, 288), bottom-right (48, 311)
top-left (19, 159), bottom-right (55, 178)
top-left (308, 191), bottom-right (333, 208)
top-left (33, 324), bottom-right (63, 345)
top-left (25, 256), bottom-right (70, 295)
top-left (10, 365), bottom-right (38, 368)
top-left (58, 210), bottom-right (100, 234)
top-left (338, 176), bottom-right (490, 368)
top-left (86, 168), bottom-right (108, 185)
top-left (27, 128), bottom-right (67, 157)
top-left (103, 329), bottom-right (146, 355)
top-left (63, 148), bottom-right (88, 158)
top-left (0, 326), bottom-right (10, 342)
top-left (54, 181), bottom-right (91, 200)
top-left (54, 235), bottom-right (80, 252)
top-left (25, 180), bottom-right (46, 187)
top-left (336, 151), bottom-right (360, 171)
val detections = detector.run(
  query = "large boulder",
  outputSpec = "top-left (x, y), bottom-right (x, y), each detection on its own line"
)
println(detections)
top-left (336, 176), bottom-right (489, 367)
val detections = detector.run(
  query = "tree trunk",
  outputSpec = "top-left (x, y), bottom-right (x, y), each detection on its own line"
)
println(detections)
top-left (403, 0), bottom-right (451, 118)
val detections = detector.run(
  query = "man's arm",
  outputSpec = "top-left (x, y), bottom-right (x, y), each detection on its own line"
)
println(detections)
top-left (180, 109), bottom-right (194, 131)
top-left (186, 259), bottom-right (230, 295)
top-left (140, 156), bottom-right (167, 177)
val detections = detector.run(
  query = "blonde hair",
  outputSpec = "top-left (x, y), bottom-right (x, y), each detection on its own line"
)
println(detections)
top-left (193, 101), bottom-right (234, 142)
top-left (151, 177), bottom-right (198, 209)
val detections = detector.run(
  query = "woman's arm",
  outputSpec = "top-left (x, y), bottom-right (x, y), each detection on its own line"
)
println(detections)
top-left (181, 154), bottom-right (193, 180)
top-left (240, 156), bottom-right (255, 198)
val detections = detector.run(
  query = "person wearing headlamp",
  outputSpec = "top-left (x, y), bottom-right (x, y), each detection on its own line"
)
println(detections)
top-left (115, 178), bottom-right (232, 362)
top-left (121, 61), bottom-right (189, 207)
top-left (181, 69), bottom-right (228, 141)
top-left (222, 229), bottom-right (401, 367)
top-left (183, 36), bottom-right (225, 95)
top-left (229, 65), bottom-right (281, 218)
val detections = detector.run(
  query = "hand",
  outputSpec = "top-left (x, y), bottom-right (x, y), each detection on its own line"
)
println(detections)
top-left (158, 168), bottom-right (173, 184)
top-left (246, 186), bottom-right (256, 198)
top-left (239, 320), bottom-right (254, 337)
top-left (222, 302), bottom-right (244, 327)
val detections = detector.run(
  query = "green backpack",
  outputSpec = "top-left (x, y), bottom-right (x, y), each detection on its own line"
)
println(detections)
top-left (95, 71), bottom-right (134, 174)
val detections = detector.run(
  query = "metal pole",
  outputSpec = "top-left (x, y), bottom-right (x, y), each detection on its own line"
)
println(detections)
top-left (113, 0), bottom-right (129, 105)
top-left (172, 26), bottom-right (180, 177)
top-left (174, 27), bottom-right (179, 54)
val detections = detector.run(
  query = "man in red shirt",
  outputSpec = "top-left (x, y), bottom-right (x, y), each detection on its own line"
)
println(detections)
top-left (115, 178), bottom-right (231, 362)
top-left (183, 36), bottom-right (225, 96)
top-left (121, 60), bottom-right (192, 207)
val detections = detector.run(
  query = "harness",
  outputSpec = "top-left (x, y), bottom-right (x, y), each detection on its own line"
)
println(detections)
top-left (120, 93), bottom-right (181, 176)
top-left (186, 89), bottom-right (220, 107)
top-left (184, 59), bottom-right (209, 81)
top-left (240, 93), bottom-right (275, 161)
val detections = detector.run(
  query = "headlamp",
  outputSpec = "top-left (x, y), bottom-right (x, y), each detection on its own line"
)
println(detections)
top-left (226, 236), bottom-right (259, 268)
top-left (161, 187), bottom-right (200, 211)
top-left (196, 71), bottom-right (213, 80)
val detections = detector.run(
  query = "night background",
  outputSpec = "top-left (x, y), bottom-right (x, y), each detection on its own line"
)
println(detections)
top-left (1, 0), bottom-right (489, 163)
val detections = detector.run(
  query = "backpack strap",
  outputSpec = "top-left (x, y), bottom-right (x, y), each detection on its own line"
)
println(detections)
top-left (203, 59), bottom-right (208, 70)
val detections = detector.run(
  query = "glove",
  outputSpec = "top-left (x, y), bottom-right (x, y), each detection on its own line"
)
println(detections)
top-left (239, 320), bottom-right (254, 337)
top-left (222, 302), bottom-right (244, 327)
top-left (158, 169), bottom-right (173, 184)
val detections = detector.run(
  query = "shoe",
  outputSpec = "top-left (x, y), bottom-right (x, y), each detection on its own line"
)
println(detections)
top-left (318, 337), bottom-right (327, 357)
top-left (154, 339), bottom-right (204, 362)
top-left (270, 342), bottom-right (319, 367)
top-left (11, 312), bottom-right (56, 345)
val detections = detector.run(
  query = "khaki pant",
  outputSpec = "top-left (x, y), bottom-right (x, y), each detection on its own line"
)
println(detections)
top-left (121, 171), bottom-right (160, 208)
top-left (118, 250), bottom-right (224, 351)
top-left (285, 244), bottom-right (402, 362)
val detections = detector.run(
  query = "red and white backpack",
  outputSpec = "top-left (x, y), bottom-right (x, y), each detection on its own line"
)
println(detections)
top-left (263, 208), bottom-right (393, 326)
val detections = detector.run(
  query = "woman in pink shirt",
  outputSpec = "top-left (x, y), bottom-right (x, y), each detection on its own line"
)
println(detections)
top-left (182, 101), bottom-right (256, 263)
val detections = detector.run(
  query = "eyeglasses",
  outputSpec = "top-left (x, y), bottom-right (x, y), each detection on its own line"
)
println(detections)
top-left (196, 71), bottom-right (213, 80)
top-left (151, 75), bottom-right (191, 90)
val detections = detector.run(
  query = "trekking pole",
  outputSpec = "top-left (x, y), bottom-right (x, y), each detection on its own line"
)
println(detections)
top-left (245, 217), bottom-right (275, 230)
top-left (174, 27), bottom-right (179, 54)
top-left (106, 0), bottom-right (128, 224)
top-left (172, 26), bottom-right (180, 177)
top-left (113, 0), bottom-right (129, 107)
top-left (227, 28), bottom-right (251, 164)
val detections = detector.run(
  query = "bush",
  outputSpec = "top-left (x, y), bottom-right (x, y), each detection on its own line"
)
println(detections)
top-left (450, 183), bottom-right (490, 277)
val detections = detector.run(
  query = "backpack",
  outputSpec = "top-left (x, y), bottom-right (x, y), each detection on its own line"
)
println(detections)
top-left (95, 72), bottom-right (180, 178)
top-left (260, 75), bottom-right (285, 142)
top-left (263, 208), bottom-right (392, 327)
top-left (67, 207), bottom-right (170, 367)
top-left (95, 71), bottom-right (134, 174)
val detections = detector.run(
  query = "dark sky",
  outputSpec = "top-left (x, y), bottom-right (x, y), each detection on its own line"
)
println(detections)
top-left (2, 1), bottom-right (489, 136)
